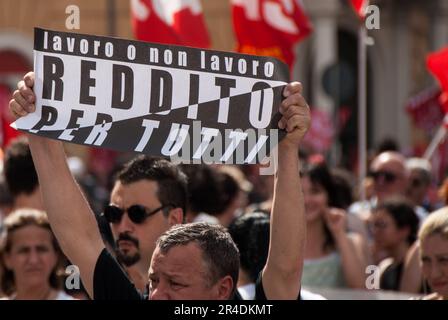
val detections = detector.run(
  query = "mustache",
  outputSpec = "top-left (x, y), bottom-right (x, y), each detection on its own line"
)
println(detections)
top-left (116, 233), bottom-right (139, 247)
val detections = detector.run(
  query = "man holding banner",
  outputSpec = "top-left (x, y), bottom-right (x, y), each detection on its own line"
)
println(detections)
top-left (9, 23), bottom-right (311, 300)
top-left (9, 68), bottom-right (310, 299)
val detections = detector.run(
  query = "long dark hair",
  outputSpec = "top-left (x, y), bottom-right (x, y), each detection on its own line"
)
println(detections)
top-left (303, 162), bottom-right (345, 251)
top-left (0, 209), bottom-right (64, 296)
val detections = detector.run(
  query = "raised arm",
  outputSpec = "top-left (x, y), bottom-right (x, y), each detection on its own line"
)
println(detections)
top-left (262, 82), bottom-right (310, 299)
top-left (9, 72), bottom-right (105, 298)
top-left (324, 208), bottom-right (368, 288)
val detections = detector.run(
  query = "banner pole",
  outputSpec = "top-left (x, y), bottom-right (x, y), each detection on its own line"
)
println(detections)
top-left (423, 115), bottom-right (448, 160)
top-left (358, 25), bottom-right (367, 202)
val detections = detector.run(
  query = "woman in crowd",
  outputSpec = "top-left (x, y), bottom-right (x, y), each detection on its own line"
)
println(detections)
top-left (301, 162), bottom-right (368, 289)
top-left (370, 197), bottom-right (419, 291)
top-left (417, 207), bottom-right (448, 300)
top-left (400, 178), bottom-right (448, 294)
top-left (0, 209), bottom-right (74, 300)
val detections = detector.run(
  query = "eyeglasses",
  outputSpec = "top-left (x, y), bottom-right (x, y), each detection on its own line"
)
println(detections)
top-left (102, 204), bottom-right (172, 224)
top-left (371, 170), bottom-right (398, 184)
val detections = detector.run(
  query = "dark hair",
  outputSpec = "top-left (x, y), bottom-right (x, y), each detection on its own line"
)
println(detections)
top-left (116, 156), bottom-right (188, 216)
top-left (0, 177), bottom-right (13, 208)
top-left (217, 172), bottom-right (240, 216)
top-left (374, 197), bottom-right (419, 245)
top-left (302, 162), bottom-right (344, 250)
top-left (180, 165), bottom-right (223, 214)
top-left (3, 137), bottom-right (38, 198)
top-left (331, 168), bottom-right (354, 210)
top-left (306, 163), bottom-right (344, 208)
top-left (376, 137), bottom-right (399, 155)
top-left (0, 209), bottom-right (64, 296)
top-left (180, 165), bottom-right (238, 216)
top-left (156, 222), bottom-right (240, 295)
top-left (228, 212), bottom-right (270, 282)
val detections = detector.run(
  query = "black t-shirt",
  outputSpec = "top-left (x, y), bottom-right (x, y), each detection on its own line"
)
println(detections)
top-left (93, 248), bottom-right (269, 300)
top-left (94, 249), bottom-right (143, 300)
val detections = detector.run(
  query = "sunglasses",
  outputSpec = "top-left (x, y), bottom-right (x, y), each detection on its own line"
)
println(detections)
top-left (371, 170), bottom-right (398, 184)
top-left (102, 204), bottom-right (172, 224)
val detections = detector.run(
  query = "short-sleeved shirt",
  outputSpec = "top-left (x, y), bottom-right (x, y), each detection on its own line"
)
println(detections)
top-left (94, 249), bottom-right (143, 300)
top-left (301, 252), bottom-right (346, 288)
top-left (93, 248), bottom-right (269, 300)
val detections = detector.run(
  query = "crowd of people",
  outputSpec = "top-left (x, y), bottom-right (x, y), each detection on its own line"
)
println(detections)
top-left (0, 72), bottom-right (447, 300)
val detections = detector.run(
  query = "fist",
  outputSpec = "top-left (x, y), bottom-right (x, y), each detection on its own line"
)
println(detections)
top-left (278, 82), bottom-right (311, 150)
top-left (324, 208), bottom-right (347, 236)
top-left (9, 71), bottom-right (36, 119)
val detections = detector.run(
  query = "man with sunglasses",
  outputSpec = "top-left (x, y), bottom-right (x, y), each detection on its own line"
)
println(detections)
top-left (370, 152), bottom-right (409, 201)
top-left (351, 152), bottom-right (429, 230)
top-left (349, 151), bottom-right (410, 219)
top-left (9, 71), bottom-right (310, 300)
top-left (102, 156), bottom-right (187, 292)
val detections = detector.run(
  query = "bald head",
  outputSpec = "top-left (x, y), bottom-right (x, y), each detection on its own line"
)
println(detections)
top-left (370, 152), bottom-right (409, 202)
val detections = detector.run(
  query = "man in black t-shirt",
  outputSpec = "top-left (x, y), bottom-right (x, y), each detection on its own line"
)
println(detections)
top-left (10, 72), bottom-right (310, 300)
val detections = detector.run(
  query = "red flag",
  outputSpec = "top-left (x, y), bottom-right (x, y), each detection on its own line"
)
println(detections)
top-left (405, 87), bottom-right (446, 133)
top-left (427, 47), bottom-right (448, 95)
top-left (130, 0), bottom-right (210, 48)
top-left (427, 46), bottom-right (448, 127)
top-left (424, 48), bottom-right (448, 181)
top-left (350, 0), bottom-right (369, 20)
top-left (231, 0), bottom-right (312, 70)
top-left (440, 91), bottom-right (448, 115)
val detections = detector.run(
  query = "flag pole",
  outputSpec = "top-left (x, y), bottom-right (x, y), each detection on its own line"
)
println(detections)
top-left (423, 114), bottom-right (448, 160)
top-left (358, 25), bottom-right (367, 202)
